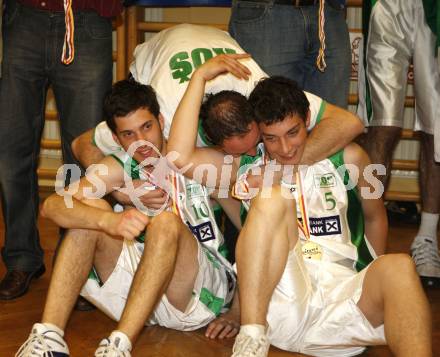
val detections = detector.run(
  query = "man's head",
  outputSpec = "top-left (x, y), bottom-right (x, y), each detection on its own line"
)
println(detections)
top-left (103, 79), bottom-right (165, 163)
top-left (200, 91), bottom-right (260, 157)
top-left (248, 76), bottom-right (310, 165)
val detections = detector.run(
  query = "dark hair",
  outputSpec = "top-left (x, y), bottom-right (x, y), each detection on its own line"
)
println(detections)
top-left (200, 91), bottom-right (254, 145)
top-left (248, 76), bottom-right (309, 125)
top-left (103, 79), bottom-right (160, 133)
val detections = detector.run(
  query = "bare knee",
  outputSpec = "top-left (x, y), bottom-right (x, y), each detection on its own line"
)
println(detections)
top-left (64, 227), bottom-right (102, 246)
top-left (250, 186), bottom-right (293, 220)
top-left (147, 212), bottom-right (181, 247)
top-left (373, 254), bottom-right (417, 282)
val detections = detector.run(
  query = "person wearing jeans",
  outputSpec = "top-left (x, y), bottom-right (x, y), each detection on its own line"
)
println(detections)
top-left (229, 0), bottom-right (351, 108)
top-left (0, 0), bottom-right (121, 300)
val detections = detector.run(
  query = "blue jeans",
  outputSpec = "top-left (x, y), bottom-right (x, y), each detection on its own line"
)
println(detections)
top-left (0, 0), bottom-right (113, 271)
top-left (229, 0), bottom-right (351, 108)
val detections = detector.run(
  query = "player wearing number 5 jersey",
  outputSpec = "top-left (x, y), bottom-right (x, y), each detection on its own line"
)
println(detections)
top-left (228, 76), bottom-right (432, 357)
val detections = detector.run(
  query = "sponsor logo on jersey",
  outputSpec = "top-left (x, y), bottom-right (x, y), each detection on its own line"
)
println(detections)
top-left (314, 173), bottom-right (336, 188)
top-left (187, 221), bottom-right (216, 242)
top-left (186, 183), bottom-right (204, 199)
top-left (309, 215), bottom-right (341, 236)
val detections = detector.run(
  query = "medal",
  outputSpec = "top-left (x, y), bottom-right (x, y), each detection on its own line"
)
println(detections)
top-left (296, 172), bottom-right (322, 261)
top-left (301, 241), bottom-right (323, 260)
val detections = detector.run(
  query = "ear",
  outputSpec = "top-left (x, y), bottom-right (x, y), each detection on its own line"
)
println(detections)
top-left (112, 131), bottom-right (121, 146)
top-left (158, 113), bottom-right (165, 131)
top-left (305, 109), bottom-right (311, 129)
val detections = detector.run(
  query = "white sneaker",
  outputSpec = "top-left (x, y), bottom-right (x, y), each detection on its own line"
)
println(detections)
top-left (95, 331), bottom-right (132, 357)
top-left (15, 323), bottom-right (69, 357)
top-left (232, 330), bottom-right (270, 357)
top-left (411, 236), bottom-right (440, 287)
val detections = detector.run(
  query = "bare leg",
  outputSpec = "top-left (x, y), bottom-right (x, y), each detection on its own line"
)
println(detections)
top-left (236, 187), bottom-right (297, 325)
top-left (363, 126), bottom-right (402, 189)
top-left (411, 132), bottom-right (440, 285)
top-left (117, 211), bottom-right (199, 343)
top-left (357, 254), bottom-right (432, 356)
top-left (42, 199), bottom-right (121, 330)
top-left (418, 132), bottom-right (440, 214)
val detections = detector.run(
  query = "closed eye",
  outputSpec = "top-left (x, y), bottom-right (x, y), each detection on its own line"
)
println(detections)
top-left (287, 129), bottom-right (299, 137)
top-left (263, 135), bottom-right (276, 142)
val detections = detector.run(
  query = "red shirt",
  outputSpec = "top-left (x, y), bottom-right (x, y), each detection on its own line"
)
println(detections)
top-left (18, 0), bottom-right (123, 18)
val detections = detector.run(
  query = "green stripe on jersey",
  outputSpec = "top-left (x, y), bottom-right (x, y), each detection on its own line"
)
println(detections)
top-left (92, 127), bottom-right (98, 147)
top-left (422, 0), bottom-right (440, 50)
top-left (111, 154), bottom-right (145, 242)
top-left (238, 145), bottom-right (264, 225)
top-left (328, 150), bottom-right (374, 271)
top-left (362, 0), bottom-right (377, 122)
top-left (315, 100), bottom-right (327, 125)
top-left (199, 288), bottom-right (224, 316)
top-left (111, 154), bottom-right (141, 179)
top-left (198, 118), bottom-right (213, 146)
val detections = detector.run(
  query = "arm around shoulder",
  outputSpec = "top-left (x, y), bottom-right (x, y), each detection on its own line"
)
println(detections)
top-left (72, 128), bottom-right (105, 169)
top-left (301, 103), bottom-right (364, 165)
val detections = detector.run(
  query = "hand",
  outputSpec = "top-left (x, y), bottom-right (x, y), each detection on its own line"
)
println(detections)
top-left (112, 179), bottom-right (171, 210)
top-left (137, 186), bottom-right (170, 210)
top-left (100, 208), bottom-right (149, 240)
top-left (195, 53), bottom-right (252, 82)
top-left (205, 315), bottom-right (240, 339)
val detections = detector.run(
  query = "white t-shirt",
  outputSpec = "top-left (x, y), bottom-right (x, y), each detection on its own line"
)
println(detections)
top-left (130, 24), bottom-right (267, 140)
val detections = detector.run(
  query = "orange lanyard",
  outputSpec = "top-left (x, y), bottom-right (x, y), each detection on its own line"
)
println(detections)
top-left (62, 0), bottom-right (75, 65)
top-left (169, 171), bottom-right (183, 218)
top-left (296, 171), bottom-right (311, 240)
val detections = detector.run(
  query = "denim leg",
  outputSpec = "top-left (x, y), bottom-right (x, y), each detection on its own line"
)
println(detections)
top-left (229, 1), bottom-right (306, 86)
top-left (0, 2), bottom-right (47, 271)
top-left (229, 1), bottom-right (351, 108)
top-left (301, 5), bottom-right (351, 108)
top-left (49, 11), bottom-right (113, 170)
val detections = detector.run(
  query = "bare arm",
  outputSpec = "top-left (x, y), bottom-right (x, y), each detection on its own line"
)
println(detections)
top-left (205, 288), bottom-right (240, 339)
top-left (344, 143), bottom-right (388, 255)
top-left (72, 128), bottom-right (105, 169)
top-left (72, 127), bottom-right (170, 209)
top-left (301, 103), bottom-right (364, 165)
top-left (41, 156), bottom-right (150, 240)
top-left (168, 54), bottom-right (251, 187)
top-left (213, 196), bottom-right (243, 230)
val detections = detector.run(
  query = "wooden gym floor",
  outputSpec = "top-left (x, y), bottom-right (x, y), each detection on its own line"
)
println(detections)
top-left (0, 208), bottom-right (439, 356)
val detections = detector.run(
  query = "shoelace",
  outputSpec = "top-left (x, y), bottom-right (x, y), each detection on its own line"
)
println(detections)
top-left (412, 240), bottom-right (440, 267)
top-left (15, 331), bottom-right (59, 357)
top-left (232, 335), bottom-right (268, 357)
top-left (95, 340), bottom-right (129, 357)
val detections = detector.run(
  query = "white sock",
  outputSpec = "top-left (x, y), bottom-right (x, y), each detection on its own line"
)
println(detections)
top-left (40, 322), bottom-right (65, 337)
top-left (240, 324), bottom-right (266, 339)
top-left (416, 212), bottom-right (439, 243)
top-left (109, 330), bottom-right (132, 352)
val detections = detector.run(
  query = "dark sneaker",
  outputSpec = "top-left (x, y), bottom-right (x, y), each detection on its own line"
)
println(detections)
top-left (386, 201), bottom-right (420, 225)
